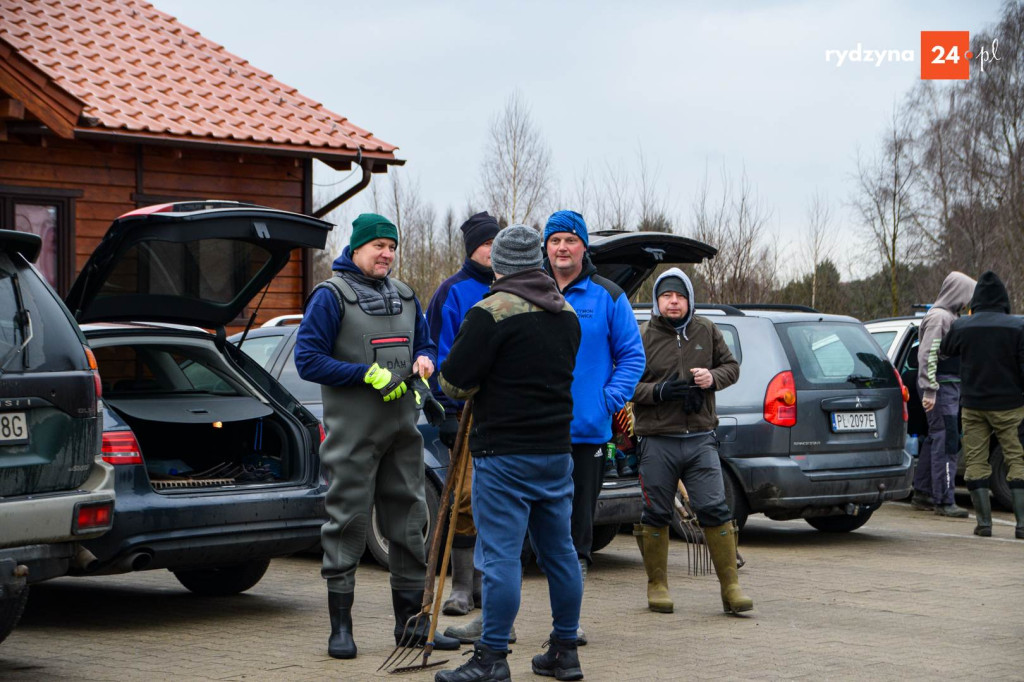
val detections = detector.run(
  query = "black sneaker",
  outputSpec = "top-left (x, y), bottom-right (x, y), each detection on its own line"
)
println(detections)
top-left (910, 491), bottom-right (935, 511)
top-left (435, 642), bottom-right (511, 682)
top-left (532, 636), bottom-right (583, 681)
top-left (934, 503), bottom-right (969, 518)
top-left (603, 457), bottom-right (618, 479)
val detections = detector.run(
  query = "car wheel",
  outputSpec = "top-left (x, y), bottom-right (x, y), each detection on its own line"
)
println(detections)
top-left (172, 558), bottom-right (271, 596)
top-left (590, 524), bottom-right (620, 553)
top-left (368, 475), bottom-right (442, 569)
top-left (0, 585), bottom-right (28, 645)
top-left (805, 509), bottom-right (874, 532)
top-left (721, 470), bottom-right (749, 532)
top-left (988, 445), bottom-right (1013, 510)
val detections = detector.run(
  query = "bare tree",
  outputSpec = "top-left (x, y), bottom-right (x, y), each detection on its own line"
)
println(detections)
top-left (480, 91), bottom-right (554, 226)
top-left (804, 190), bottom-right (836, 309)
top-left (635, 146), bottom-right (672, 233)
top-left (854, 105), bottom-right (921, 316)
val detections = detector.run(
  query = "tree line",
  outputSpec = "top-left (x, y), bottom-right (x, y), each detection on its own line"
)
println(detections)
top-left (313, 2), bottom-right (1023, 322)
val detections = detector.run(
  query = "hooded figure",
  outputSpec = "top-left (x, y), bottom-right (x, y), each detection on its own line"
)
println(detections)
top-left (911, 271), bottom-right (976, 518)
top-left (940, 270), bottom-right (1024, 539)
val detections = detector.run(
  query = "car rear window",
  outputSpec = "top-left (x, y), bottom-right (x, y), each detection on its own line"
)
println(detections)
top-left (0, 252), bottom-right (86, 373)
top-left (238, 334), bottom-right (285, 369)
top-left (776, 321), bottom-right (896, 390)
top-left (869, 330), bottom-right (898, 356)
top-left (713, 323), bottom-right (741, 363)
top-left (94, 344), bottom-right (239, 396)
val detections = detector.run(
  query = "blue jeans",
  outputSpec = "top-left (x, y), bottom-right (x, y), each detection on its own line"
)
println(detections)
top-left (472, 453), bottom-right (582, 651)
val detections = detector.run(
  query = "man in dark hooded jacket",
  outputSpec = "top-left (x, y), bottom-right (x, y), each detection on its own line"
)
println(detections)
top-left (940, 271), bottom-right (1024, 539)
top-left (434, 224), bottom-right (584, 682)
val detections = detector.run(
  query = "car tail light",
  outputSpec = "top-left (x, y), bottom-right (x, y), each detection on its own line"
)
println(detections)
top-left (893, 368), bottom-right (909, 422)
top-left (83, 345), bottom-right (102, 400)
top-left (102, 430), bottom-right (143, 465)
top-left (764, 371), bottom-right (797, 427)
top-left (318, 423), bottom-right (326, 443)
top-left (74, 501), bottom-right (113, 533)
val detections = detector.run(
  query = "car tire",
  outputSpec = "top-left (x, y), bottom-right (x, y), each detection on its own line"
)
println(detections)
top-left (988, 445), bottom-right (1013, 511)
top-left (172, 558), bottom-right (271, 596)
top-left (721, 470), bottom-right (749, 532)
top-left (590, 524), bottom-right (620, 553)
top-left (368, 475), bottom-right (442, 569)
top-left (805, 509), bottom-right (874, 532)
top-left (0, 585), bottom-right (29, 645)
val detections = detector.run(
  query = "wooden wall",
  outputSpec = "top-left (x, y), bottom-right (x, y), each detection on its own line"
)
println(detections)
top-left (0, 135), bottom-right (313, 331)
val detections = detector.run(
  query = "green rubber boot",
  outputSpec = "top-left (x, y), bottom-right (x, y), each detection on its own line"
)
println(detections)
top-left (969, 487), bottom-right (992, 537)
top-left (1012, 488), bottom-right (1024, 540)
top-left (634, 524), bottom-right (673, 613)
top-left (705, 522), bottom-right (753, 615)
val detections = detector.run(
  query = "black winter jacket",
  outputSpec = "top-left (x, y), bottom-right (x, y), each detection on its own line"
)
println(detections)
top-left (940, 271), bottom-right (1024, 411)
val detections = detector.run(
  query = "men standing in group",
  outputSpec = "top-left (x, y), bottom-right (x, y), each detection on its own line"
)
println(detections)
top-left (940, 270), bottom-right (1024, 539)
top-left (434, 224), bottom-right (584, 682)
top-left (294, 213), bottom-right (460, 659)
top-left (425, 211), bottom-right (499, 616)
top-left (631, 269), bottom-right (752, 616)
top-left (912, 271), bottom-right (975, 518)
top-left (542, 210), bottom-right (645, 644)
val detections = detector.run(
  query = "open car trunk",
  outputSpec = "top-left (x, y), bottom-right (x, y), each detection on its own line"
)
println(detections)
top-left (93, 340), bottom-right (302, 491)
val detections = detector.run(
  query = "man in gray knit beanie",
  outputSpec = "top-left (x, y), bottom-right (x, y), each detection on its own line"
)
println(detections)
top-left (490, 224), bottom-right (543, 275)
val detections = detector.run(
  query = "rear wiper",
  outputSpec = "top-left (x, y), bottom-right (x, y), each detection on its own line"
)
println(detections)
top-left (845, 374), bottom-right (875, 386)
top-left (0, 271), bottom-right (32, 374)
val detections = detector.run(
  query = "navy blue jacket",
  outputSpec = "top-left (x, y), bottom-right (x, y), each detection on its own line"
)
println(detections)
top-left (425, 258), bottom-right (494, 416)
top-left (294, 247), bottom-right (436, 387)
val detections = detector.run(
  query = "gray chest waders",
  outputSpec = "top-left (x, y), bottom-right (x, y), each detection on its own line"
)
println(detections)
top-left (317, 274), bottom-right (429, 593)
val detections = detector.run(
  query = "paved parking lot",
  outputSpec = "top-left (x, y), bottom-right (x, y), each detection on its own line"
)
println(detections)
top-left (2, 497), bottom-right (1023, 681)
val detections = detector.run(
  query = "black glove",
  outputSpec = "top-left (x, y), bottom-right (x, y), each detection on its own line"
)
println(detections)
top-left (438, 416), bottom-right (459, 449)
top-left (654, 373), bottom-right (689, 402)
top-left (680, 386), bottom-right (705, 414)
top-left (408, 374), bottom-right (446, 427)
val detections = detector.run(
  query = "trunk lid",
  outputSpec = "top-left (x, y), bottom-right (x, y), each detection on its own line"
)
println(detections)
top-left (66, 201), bottom-right (332, 328)
top-left (588, 231), bottom-right (716, 297)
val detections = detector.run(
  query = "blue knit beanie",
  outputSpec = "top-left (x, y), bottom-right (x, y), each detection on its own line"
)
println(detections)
top-left (543, 210), bottom-right (588, 247)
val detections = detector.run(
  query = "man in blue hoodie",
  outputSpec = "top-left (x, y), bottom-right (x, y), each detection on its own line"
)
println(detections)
top-left (294, 213), bottom-right (460, 660)
top-left (426, 211), bottom-right (498, 617)
top-left (543, 210), bottom-right (645, 644)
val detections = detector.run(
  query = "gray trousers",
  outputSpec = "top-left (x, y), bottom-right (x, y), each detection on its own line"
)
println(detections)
top-left (914, 381), bottom-right (960, 505)
top-left (320, 392), bottom-right (428, 594)
top-left (638, 433), bottom-right (733, 528)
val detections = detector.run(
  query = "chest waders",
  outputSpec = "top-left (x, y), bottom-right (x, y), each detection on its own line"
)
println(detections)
top-left (318, 274), bottom-right (428, 594)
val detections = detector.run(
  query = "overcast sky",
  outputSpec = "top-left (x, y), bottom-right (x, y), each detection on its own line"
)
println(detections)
top-left (157, 0), bottom-right (1004, 277)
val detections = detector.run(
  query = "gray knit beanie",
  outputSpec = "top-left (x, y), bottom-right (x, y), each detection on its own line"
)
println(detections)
top-left (490, 224), bottom-right (542, 275)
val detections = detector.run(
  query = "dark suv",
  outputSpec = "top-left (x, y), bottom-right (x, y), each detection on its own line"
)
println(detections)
top-left (0, 230), bottom-right (115, 645)
top-left (60, 201), bottom-right (330, 595)
top-left (593, 304), bottom-right (913, 541)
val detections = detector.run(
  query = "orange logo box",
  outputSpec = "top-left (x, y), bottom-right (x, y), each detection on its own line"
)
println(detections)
top-left (921, 31), bottom-right (970, 80)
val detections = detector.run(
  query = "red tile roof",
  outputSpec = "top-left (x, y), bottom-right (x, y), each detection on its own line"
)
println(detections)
top-left (0, 0), bottom-right (398, 164)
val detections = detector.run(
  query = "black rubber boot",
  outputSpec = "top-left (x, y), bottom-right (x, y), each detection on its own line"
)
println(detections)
top-left (1011, 487), bottom-right (1024, 539)
top-left (434, 642), bottom-right (511, 682)
top-left (969, 487), bottom-right (992, 537)
top-left (531, 636), bottom-right (584, 681)
top-left (392, 588), bottom-right (461, 650)
top-left (327, 591), bottom-right (357, 659)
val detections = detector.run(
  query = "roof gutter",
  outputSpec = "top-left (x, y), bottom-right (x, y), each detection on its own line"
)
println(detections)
top-left (313, 155), bottom-right (375, 219)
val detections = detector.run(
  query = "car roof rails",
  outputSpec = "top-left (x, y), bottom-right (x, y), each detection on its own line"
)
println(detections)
top-left (695, 303), bottom-right (745, 316)
top-left (730, 303), bottom-right (819, 313)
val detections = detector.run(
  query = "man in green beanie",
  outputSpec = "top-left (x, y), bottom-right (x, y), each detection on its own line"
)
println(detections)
top-left (295, 213), bottom-right (460, 659)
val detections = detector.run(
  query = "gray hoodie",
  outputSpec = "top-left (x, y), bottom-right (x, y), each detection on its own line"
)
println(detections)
top-left (651, 267), bottom-right (696, 339)
top-left (917, 271), bottom-right (976, 400)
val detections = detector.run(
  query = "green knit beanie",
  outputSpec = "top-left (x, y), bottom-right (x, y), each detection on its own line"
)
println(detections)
top-left (350, 213), bottom-right (399, 250)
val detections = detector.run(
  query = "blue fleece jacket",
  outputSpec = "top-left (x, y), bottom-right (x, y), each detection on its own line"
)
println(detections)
top-left (294, 247), bottom-right (436, 387)
top-left (552, 257), bottom-right (646, 444)
top-left (425, 258), bottom-right (493, 415)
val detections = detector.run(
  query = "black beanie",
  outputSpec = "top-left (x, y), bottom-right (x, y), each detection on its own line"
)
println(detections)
top-left (461, 212), bottom-right (500, 259)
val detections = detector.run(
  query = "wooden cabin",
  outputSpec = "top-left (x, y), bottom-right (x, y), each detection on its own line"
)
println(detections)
top-left (0, 0), bottom-right (400, 326)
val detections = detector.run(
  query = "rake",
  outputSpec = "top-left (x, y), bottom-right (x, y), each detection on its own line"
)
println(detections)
top-left (379, 401), bottom-right (474, 674)
top-left (672, 479), bottom-right (745, 575)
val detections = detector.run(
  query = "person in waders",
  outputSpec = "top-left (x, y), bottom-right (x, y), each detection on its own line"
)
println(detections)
top-left (631, 269), bottom-right (753, 616)
top-left (294, 213), bottom-right (460, 659)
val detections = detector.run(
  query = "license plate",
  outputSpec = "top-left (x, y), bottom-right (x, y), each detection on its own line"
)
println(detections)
top-left (831, 411), bottom-right (876, 433)
top-left (0, 411), bottom-right (28, 444)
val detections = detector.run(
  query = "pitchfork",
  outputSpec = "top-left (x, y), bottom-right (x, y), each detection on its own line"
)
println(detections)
top-left (379, 401), bottom-right (474, 674)
top-left (673, 479), bottom-right (745, 575)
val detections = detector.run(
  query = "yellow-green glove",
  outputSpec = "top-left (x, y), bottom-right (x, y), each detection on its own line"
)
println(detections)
top-left (364, 363), bottom-right (407, 402)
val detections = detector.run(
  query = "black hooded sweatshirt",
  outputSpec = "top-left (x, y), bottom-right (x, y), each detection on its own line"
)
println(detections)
top-left (438, 268), bottom-right (581, 456)
top-left (940, 271), bottom-right (1024, 410)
